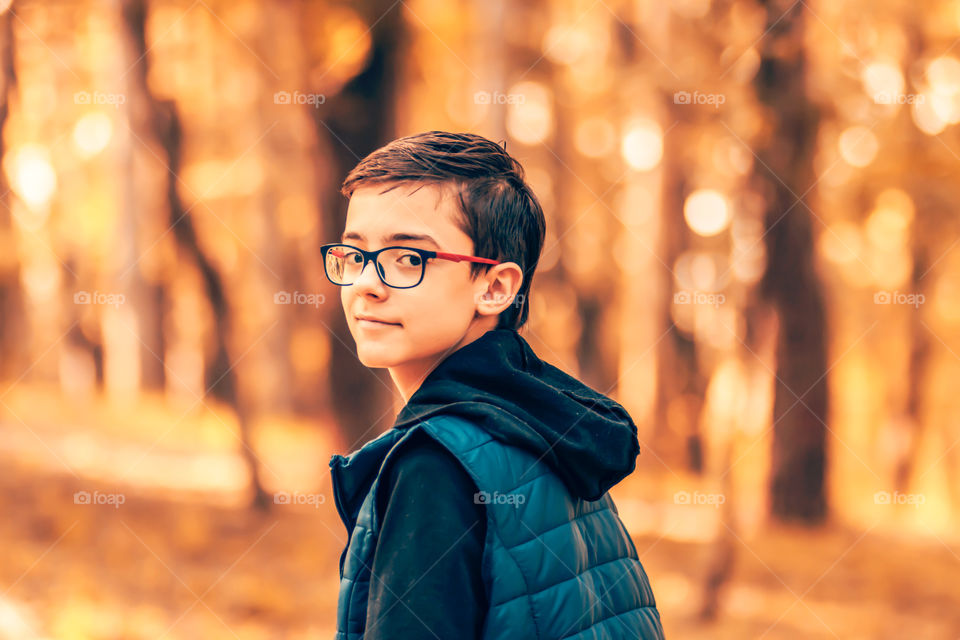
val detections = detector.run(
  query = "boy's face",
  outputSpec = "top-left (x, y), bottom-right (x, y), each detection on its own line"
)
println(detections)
top-left (339, 182), bottom-right (511, 377)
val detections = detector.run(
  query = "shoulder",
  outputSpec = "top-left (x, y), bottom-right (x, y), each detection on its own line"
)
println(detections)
top-left (375, 428), bottom-right (481, 516)
top-left (386, 428), bottom-right (468, 478)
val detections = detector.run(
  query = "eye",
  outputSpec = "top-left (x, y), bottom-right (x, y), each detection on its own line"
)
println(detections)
top-left (398, 252), bottom-right (423, 267)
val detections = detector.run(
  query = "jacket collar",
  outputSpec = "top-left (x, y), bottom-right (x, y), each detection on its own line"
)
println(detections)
top-left (328, 428), bottom-right (408, 531)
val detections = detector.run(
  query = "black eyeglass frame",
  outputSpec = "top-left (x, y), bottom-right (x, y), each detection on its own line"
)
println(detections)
top-left (320, 243), bottom-right (501, 289)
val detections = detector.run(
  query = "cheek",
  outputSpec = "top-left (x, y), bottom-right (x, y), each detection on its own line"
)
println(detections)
top-left (402, 279), bottom-right (477, 330)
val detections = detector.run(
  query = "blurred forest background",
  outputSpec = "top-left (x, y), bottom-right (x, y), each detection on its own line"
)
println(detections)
top-left (0, 0), bottom-right (959, 638)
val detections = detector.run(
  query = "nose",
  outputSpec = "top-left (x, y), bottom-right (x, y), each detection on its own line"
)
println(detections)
top-left (352, 256), bottom-right (387, 296)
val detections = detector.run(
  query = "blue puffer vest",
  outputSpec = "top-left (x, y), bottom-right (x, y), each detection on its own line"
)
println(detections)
top-left (330, 414), bottom-right (665, 639)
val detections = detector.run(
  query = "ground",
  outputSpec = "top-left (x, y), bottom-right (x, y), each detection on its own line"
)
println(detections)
top-left (0, 386), bottom-right (957, 639)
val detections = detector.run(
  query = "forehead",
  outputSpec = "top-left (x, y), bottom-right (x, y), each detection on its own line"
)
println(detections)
top-left (343, 183), bottom-right (468, 247)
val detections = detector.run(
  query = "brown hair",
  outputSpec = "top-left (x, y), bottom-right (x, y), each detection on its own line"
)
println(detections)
top-left (341, 131), bottom-right (546, 330)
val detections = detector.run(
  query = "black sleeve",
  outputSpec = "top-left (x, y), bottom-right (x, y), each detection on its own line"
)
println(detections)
top-left (364, 431), bottom-right (488, 640)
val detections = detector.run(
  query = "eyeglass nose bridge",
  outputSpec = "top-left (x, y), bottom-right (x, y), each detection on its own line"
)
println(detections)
top-left (350, 248), bottom-right (389, 287)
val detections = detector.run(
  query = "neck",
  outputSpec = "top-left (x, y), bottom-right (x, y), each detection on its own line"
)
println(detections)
top-left (389, 320), bottom-right (495, 403)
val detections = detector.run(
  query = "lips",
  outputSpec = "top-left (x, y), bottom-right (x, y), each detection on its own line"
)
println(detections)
top-left (355, 315), bottom-right (401, 326)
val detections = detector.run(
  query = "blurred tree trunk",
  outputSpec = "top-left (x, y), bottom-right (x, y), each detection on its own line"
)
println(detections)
top-left (251, 7), bottom-right (295, 416)
top-left (308, 0), bottom-right (404, 446)
top-left (64, 258), bottom-right (105, 386)
top-left (121, 0), bottom-right (269, 509)
top-left (116, 0), bottom-right (165, 391)
top-left (647, 2), bottom-right (709, 472)
top-left (0, 6), bottom-right (27, 381)
top-left (753, 0), bottom-right (828, 523)
top-left (656, 129), bottom-right (707, 472)
top-left (892, 20), bottom-right (929, 495)
top-left (162, 103), bottom-right (270, 510)
top-left (549, 84), bottom-right (612, 390)
top-left (895, 249), bottom-right (930, 491)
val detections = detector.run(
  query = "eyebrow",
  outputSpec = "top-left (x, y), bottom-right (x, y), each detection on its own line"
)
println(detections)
top-left (341, 231), bottom-right (440, 249)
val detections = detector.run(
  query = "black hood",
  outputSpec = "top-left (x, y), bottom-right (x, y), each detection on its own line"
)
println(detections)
top-left (393, 328), bottom-right (641, 501)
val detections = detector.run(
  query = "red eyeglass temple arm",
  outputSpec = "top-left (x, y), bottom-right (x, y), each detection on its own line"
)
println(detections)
top-left (435, 251), bottom-right (501, 265)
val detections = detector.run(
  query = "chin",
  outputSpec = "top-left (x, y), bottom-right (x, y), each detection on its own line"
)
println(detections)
top-left (356, 354), bottom-right (395, 369)
top-left (354, 341), bottom-right (405, 369)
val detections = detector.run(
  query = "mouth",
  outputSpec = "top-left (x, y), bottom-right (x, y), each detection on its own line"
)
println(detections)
top-left (355, 316), bottom-right (402, 328)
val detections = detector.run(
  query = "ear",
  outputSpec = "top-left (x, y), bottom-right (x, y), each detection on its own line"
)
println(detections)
top-left (474, 262), bottom-right (525, 318)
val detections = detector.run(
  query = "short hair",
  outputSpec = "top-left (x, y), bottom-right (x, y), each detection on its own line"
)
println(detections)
top-left (341, 131), bottom-right (546, 330)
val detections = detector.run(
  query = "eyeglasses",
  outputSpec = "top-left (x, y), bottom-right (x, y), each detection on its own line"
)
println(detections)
top-left (320, 243), bottom-right (501, 289)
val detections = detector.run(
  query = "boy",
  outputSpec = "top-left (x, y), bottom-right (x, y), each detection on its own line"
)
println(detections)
top-left (327, 131), bottom-right (665, 639)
